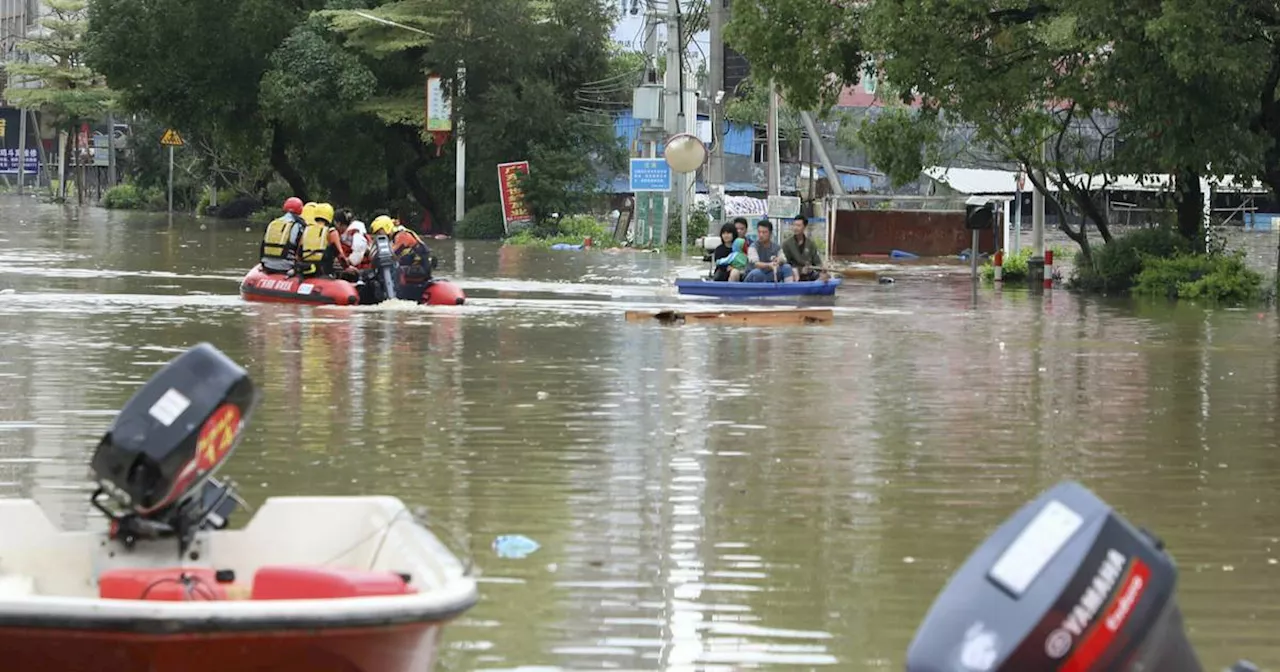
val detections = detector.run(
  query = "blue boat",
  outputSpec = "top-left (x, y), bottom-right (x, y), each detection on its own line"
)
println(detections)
top-left (675, 277), bottom-right (843, 298)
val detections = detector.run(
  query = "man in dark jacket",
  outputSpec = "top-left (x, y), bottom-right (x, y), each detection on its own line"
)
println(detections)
top-left (782, 216), bottom-right (827, 281)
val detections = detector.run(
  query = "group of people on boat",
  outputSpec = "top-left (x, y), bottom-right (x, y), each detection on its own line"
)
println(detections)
top-left (710, 216), bottom-right (827, 283)
top-left (258, 197), bottom-right (435, 302)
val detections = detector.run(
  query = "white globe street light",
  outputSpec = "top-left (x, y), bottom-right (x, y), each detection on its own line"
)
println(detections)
top-left (663, 133), bottom-right (707, 174)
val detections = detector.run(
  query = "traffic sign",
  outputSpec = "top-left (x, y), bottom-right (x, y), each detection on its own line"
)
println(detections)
top-left (160, 128), bottom-right (184, 146)
top-left (629, 158), bottom-right (671, 192)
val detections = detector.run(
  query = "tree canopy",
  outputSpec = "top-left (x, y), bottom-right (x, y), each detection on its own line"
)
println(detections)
top-left (6, 0), bottom-right (113, 123)
top-left (724, 0), bottom-right (1280, 258)
top-left (84, 0), bottom-right (625, 228)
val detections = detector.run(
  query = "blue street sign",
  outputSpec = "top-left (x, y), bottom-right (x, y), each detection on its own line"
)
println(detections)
top-left (629, 158), bottom-right (671, 192)
top-left (0, 148), bottom-right (38, 175)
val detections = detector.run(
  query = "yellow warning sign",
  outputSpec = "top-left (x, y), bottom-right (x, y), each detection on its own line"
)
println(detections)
top-left (160, 128), bottom-right (184, 146)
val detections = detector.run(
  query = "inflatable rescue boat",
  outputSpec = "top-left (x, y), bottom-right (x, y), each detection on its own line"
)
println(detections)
top-left (239, 265), bottom-right (466, 306)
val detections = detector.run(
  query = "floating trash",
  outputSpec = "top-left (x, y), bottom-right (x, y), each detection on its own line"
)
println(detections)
top-left (493, 534), bottom-right (540, 559)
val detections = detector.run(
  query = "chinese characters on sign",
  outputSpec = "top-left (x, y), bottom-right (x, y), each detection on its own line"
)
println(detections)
top-left (498, 161), bottom-right (533, 233)
top-left (426, 74), bottom-right (452, 133)
top-left (0, 148), bottom-right (38, 174)
top-left (629, 158), bottom-right (671, 192)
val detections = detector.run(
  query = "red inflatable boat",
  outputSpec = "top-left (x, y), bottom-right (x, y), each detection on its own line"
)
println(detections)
top-left (239, 265), bottom-right (465, 306)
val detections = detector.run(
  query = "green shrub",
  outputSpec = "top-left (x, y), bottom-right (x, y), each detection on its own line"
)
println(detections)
top-left (504, 214), bottom-right (616, 248)
top-left (455, 202), bottom-right (506, 240)
top-left (245, 208), bottom-right (275, 227)
top-left (102, 183), bottom-right (166, 210)
top-left (980, 245), bottom-right (1073, 282)
top-left (1070, 227), bottom-right (1191, 293)
top-left (1133, 252), bottom-right (1263, 304)
top-left (196, 188), bottom-right (238, 215)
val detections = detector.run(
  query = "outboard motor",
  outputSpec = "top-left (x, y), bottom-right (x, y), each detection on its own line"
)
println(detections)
top-left (89, 343), bottom-right (259, 556)
top-left (906, 480), bottom-right (1256, 672)
top-left (369, 233), bottom-right (399, 303)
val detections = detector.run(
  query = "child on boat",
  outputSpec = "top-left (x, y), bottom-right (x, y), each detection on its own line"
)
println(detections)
top-left (715, 237), bottom-right (749, 281)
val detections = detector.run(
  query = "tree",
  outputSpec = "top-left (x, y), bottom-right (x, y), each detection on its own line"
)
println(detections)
top-left (86, 0), bottom-right (624, 226)
top-left (722, 0), bottom-right (864, 110)
top-left (85, 0), bottom-right (327, 199)
top-left (6, 0), bottom-right (114, 202)
top-left (329, 0), bottom-right (625, 224)
top-left (723, 0), bottom-right (1274, 260)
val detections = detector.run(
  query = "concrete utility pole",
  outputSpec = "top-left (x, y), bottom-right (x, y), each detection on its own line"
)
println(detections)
top-left (767, 79), bottom-right (780, 197)
top-left (663, 0), bottom-right (681, 246)
top-left (1032, 141), bottom-right (1046, 258)
top-left (707, 0), bottom-right (725, 229)
top-left (798, 111), bottom-right (844, 196)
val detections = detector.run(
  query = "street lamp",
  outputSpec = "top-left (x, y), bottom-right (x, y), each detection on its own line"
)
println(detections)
top-left (352, 11), bottom-right (466, 222)
top-left (663, 132), bottom-right (707, 252)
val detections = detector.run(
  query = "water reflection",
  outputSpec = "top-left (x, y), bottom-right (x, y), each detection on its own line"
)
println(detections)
top-left (0, 200), bottom-right (1278, 669)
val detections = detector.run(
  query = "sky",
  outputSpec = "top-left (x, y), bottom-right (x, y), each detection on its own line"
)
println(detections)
top-left (610, 4), bottom-right (711, 76)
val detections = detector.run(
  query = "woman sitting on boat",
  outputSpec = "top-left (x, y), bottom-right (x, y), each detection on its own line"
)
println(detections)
top-left (715, 238), bottom-right (749, 282)
top-left (709, 223), bottom-right (745, 281)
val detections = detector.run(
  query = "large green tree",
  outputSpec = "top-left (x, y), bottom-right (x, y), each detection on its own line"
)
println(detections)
top-left (6, 0), bottom-right (114, 201)
top-left (86, 0), bottom-right (623, 227)
top-left (725, 0), bottom-right (1271, 259)
top-left (85, 0), bottom-right (325, 198)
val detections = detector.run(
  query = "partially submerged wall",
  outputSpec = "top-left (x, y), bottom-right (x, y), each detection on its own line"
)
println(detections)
top-left (830, 209), bottom-right (995, 257)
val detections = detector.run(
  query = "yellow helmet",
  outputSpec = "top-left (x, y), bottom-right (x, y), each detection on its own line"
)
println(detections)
top-left (313, 202), bottom-right (335, 224)
top-left (369, 215), bottom-right (395, 236)
top-left (301, 201), bottom-right (318, 225)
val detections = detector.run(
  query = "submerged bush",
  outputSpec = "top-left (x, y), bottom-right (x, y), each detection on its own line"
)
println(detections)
top-left (1070, 227), bottom-right (1191, 293)
top-left (455, 202), bottom-right (506, 240)
top-left (102, 183), bottom-right (167, 210)
top-left (505, 214), bottom-right (616, 248)
top-left (1133, 252), bottom-right (1263, 304)
top-left (980, 245), bottom-right (1072, 282)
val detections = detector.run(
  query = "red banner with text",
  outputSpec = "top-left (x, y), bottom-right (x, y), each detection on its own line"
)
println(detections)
top-left (497, 161), bottom-right (533, 231)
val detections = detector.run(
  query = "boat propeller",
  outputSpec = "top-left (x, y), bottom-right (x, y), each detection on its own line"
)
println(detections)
top-left (905, 480), bottom-right (1256, 672)
top-left (89, 343), bottom-right (259, 557)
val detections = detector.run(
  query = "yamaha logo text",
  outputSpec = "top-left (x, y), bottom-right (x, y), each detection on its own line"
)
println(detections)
top-left (1044, 548), bottom-right (1126, 658)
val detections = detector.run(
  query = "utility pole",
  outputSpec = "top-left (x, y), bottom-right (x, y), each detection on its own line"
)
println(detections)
top-left (455, 63), bottom-right (466, 224)
top-left (767, 79), bottom-right (780, 197)
top-left (106, 112), bottom-right (116, 188)
top-left (1032, 141), bottom-right (1045, 258)
top-left (707, 0), bottom-right (725, 230)
top-left (663, 0), bottom-right (681, 246)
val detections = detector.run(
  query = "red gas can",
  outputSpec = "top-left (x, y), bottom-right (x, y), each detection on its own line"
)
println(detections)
top-left (250, 566), bottom-right (417, 600)
top-left (99, 567), bottom-right (236, 601)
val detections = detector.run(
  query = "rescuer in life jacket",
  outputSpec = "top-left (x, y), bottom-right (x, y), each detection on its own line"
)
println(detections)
top-left (297, 202), bottom-right (348, 278)
top-left (369, 215), bottom-right (435, 300)
top-left (258, 197), bottom-right (306, 274)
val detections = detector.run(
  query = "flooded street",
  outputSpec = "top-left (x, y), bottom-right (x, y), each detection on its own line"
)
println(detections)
top-left (1, 196), bottom-right (1279, 670)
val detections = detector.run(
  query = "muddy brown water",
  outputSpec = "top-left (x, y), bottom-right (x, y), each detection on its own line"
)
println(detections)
top-left (0, 197), bottom-right (1278, 670)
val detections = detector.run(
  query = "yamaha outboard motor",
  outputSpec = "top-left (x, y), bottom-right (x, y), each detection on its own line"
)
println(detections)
top-left (89, 343), bottom-right (259, 556)
top-left (370, 233), bottom-right (399, 303)
top-left (906, 481), bottom-right (1256, 672)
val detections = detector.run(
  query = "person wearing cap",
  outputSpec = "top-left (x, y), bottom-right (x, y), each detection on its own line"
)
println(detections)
top-left (258, 197), bottom-right (306, 274)
top-left (297, 202), bottom-right (348, 278)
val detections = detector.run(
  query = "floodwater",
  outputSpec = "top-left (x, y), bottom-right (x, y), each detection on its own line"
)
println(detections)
top-left (1, 196), bottom-right (1280, 671)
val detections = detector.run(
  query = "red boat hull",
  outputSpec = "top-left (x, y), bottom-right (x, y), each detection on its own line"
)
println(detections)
top-left (240, 266), bottom-right (360, 306)
top-left (1, 621), bottom-right (444, 672)
top-left (239, 266), bottom-right (466, 306)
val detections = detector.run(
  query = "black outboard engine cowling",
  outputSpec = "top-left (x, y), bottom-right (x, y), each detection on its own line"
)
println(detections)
top-left (89, 343), bottom-right (259, 554)
top-left (906, 481), bottom-right (1246, 672)
top-left (370, 233), bottom-right (398, 303)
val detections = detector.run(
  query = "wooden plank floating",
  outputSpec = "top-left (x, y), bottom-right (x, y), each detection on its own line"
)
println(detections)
top-left (625, 308), bottom-right (834, 326)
